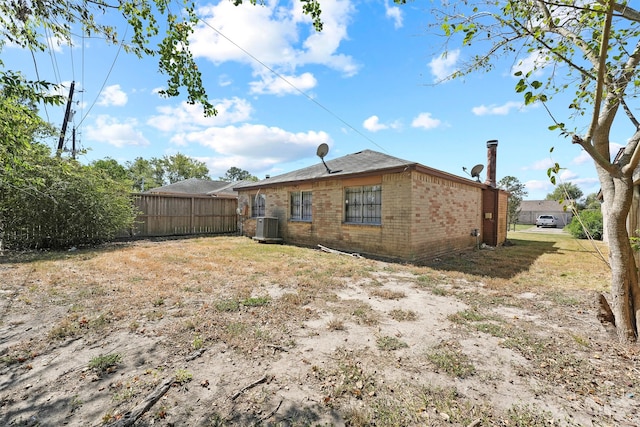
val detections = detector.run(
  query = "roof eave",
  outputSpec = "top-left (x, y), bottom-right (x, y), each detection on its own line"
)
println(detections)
top-left (235, 163), bottom-right (490, 191)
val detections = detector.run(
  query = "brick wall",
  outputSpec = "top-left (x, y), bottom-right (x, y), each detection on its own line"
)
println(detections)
top-left (238, 169), bottom-right (487, 262)
top-left (496, 190), bottom-right (508, 245)
top-left (409, 171), bottom-right (483, 260)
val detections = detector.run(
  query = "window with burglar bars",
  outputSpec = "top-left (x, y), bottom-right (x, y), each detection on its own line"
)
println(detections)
top-left (344, 185), bottom-right (381, 224)
top-left (290, 191), bottom-right (312, 221)
top-left (251, 194), bottom-right (266, 217)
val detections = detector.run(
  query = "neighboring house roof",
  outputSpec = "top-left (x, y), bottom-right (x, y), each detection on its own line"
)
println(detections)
top-left (234, 149), bottom-right (484, 191)
top-left (208, 180), bottom-right (253, 197)
top-left (520, 200), bottom-right (573, 213)
top-left (147, 178), bottom-right (241, 197)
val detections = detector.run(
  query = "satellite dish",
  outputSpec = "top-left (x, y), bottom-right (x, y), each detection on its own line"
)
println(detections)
top-left (470, 164), bottom-right (484, 182)
top-left (317, 143), bottom-right (329, 159)
top-left (316, 143), bottom-right (337, 174)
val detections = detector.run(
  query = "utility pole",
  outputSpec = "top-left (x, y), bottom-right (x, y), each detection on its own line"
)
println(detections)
top-left (72, 127), bottom-right (76, 160)
top-left (57, 81), bottom-right (75, 156)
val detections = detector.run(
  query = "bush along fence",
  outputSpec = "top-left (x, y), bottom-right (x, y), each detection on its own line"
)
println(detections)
top-left (0, 193), bottom-right (239, 251)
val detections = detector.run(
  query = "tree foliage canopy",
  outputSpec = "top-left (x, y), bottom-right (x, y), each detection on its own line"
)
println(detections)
top-left (498, 176), bottom-right (528, 230)
top-left (568, 209), bottom-right (604, 240)
top-left (124, 154), bottom-right (210, 191)
top-left (220, 167), bottom-right (258, 182)
top-left (545, 182), bottom-right (584, 202)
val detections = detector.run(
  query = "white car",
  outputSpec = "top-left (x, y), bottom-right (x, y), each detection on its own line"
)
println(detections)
top-left (536, 215), bottom-right (559, 228)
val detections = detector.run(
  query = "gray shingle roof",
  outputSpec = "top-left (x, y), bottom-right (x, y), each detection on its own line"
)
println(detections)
top-left (234, 150), bottom-right (417, 190)
top-left (147, 178), bottom-right (232, 195)
top-left (206, 180), bottom-right (253, 196)
top-left (520, 200), bottom-right (572, 212)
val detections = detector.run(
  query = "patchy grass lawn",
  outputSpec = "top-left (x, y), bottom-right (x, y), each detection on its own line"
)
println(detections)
top-left (0, 233), bottom-right (637, 426)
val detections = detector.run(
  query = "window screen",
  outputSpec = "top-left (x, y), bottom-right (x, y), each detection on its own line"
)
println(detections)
top-left (251, 194), bottom-right (265, 217)
top-left (345, 185), bottom-right (381, 224)
top-left (291, 191), bottom-right (312, 221)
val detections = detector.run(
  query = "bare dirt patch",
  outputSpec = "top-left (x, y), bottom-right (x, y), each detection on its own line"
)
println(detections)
top-left (1, 236), bottom-right (638, 426)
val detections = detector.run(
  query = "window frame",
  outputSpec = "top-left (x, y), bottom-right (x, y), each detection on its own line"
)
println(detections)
top-left (344, 185), bottom-right (382, 225)
top-left (290, 190), bottom-right (313, 222)
top-left (251, 193), bottom-right (266, 218)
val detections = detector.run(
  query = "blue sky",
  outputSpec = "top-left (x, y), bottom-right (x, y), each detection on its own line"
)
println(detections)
top-left (5, 0), bottom-right (632, 200)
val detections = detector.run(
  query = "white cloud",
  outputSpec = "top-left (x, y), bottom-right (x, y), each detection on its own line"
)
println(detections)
top-left (219, 75), bottom-right (233, 87)
top-left (429, 50), bottom-right (460, 82)
top-left (147, 98), bottom-right (253, 132)
top-left (609, 142), bottom-right (624, 161)
top-left (363, 115), bottom-right (387, 132)
top-left (511, 50), bottom-right (549, 77)
top-left (411, 112), bottom-right (442, 130)
top-left (573, 142), bottom-right (623, 165)
top-left (47, 35), bottom-right (70, 53)
top-left (174, 123), bottom-right (331, 162)
top-left (472, 101), bottom-right (524, 116)
top-left (97, 85), bottom-right (128, 107)
top-left (559, 169), bottom-right (577, 181)
top-left (249, 71), bottom-right (317, 96)
top-left (525, 179), bottom-right (553, 195)
top-left (385, 0), bottom-right (403, 29)
top-left (85, 115), bottom-right (149, 148)
top-left (190, 0), bottom-right (358, 94)
top-left (362, 115), bottom-right (401, 132)
top-left (524, 158), bottom-right (555, 171)
top-left (200, 155), bottom-right (283, 179)
top-left (572, 150), bottom-right (591, 165)
top-left (570, 177), bottom-right (600, 192)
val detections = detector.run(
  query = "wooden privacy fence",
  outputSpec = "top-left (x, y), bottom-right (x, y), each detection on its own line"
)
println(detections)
top-left (128, 193), bottom-right (238, 237)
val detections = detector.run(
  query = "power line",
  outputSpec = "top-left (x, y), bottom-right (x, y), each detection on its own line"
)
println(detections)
top-left (30, 49), bottom-right (50, 122)
top-left (196, 16), bottom-right (390, 154)
top-left (77, 27), bottom-right (128, 128)
top-left (44, 26), bottom-right (62, 85)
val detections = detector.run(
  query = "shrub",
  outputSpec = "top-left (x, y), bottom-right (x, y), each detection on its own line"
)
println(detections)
top-left (1, 144), bottom-right (137, 250)
top-left (567, 209), bottom-right (602, 240)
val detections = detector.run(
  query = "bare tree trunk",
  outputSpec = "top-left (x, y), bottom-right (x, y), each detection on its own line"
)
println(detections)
top-left (599, 167), bottom-right (639, 343)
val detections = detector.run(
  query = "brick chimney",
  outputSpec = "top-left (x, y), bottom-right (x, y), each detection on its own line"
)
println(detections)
top-left (485, 140), bottom-right (498, 188)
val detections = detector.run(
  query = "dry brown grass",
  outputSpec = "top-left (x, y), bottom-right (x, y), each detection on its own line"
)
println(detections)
top-left (422, 230), bottom-right (610, 298)
top-left (1, 233), bottom-right (636, 427)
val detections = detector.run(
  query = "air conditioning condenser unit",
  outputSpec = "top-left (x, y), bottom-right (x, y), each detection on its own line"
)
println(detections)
top-left (253, 217), bottom-right (283, 243)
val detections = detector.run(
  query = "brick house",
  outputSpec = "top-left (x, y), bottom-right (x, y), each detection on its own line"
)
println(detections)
top-left (234, 143), bottom-right (508, 263)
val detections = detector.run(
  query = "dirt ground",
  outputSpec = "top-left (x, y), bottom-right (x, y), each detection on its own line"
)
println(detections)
top-left (0, 236), bottom-right (638, 426)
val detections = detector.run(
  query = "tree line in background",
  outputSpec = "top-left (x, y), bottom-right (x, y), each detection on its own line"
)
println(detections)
top-left (93, 156), bottom-right (257, 193)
